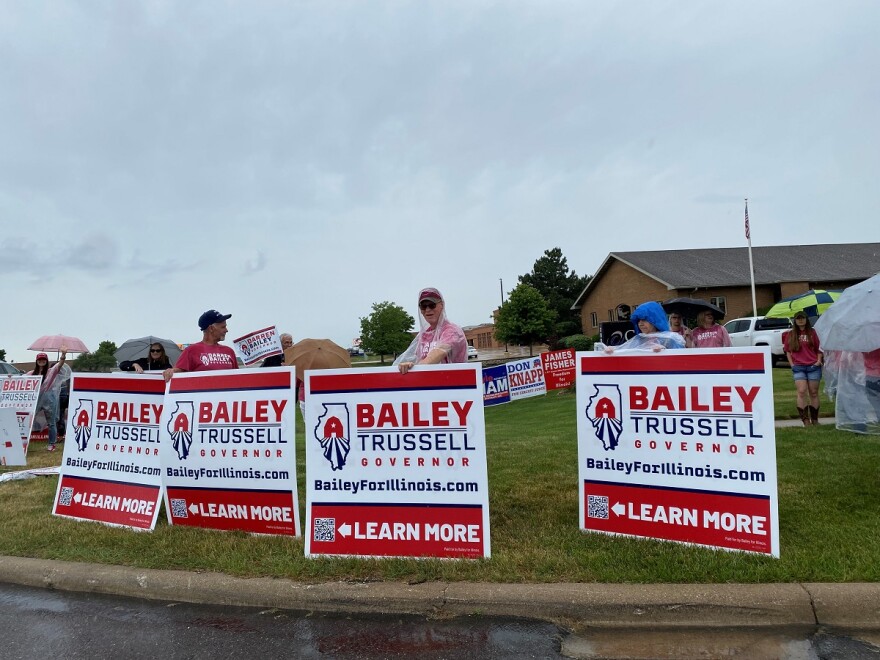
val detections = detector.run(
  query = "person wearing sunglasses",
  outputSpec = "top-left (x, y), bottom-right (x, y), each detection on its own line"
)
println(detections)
top-left (119, 343), bottom-right (173, 373)
top-left (395, 287), bottom-right (467, 374)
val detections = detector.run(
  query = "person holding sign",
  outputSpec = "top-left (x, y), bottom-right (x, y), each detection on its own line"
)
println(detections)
top-left (164, 309), bottom-right (239, 381)
top-left (29, 347), bottom-right (68, 451)
top-left (604, 302), bottom-right (685, 353)
top-left (395, 287), bottom-right (467, 374)
top-left (261, 333), bottom-right (293, 367)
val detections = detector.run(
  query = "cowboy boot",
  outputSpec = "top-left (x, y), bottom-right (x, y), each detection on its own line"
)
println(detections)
top-left (809, 406), bottom-right (819, 425)
top-left (797, 407), bottom-right (811, 426)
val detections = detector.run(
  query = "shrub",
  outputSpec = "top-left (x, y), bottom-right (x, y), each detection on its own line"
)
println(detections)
top-left (561, 334), bottom-right (593, 351)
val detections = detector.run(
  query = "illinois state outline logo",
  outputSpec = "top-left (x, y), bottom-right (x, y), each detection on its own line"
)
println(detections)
top-left (73, 399), bottom-right (94, 451)
top-left (585, 384), bottom-right (624, 451)
top-left (167, 401), bottom-right (195, 460)
top-left (314, 403), bottom-right (350, 471)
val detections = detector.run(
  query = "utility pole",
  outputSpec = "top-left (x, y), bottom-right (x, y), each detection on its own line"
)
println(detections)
top-left (499, 278), bottom-right (508, 353)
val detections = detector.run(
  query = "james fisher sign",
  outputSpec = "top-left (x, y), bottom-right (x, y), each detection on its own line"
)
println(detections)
top-left (158, 368), bottom-right (300, 537)
top-left (304, 364), bottom-right (490, 559)
top-left (576, 348), bottom-right (779, 556)
top-left (52, 374), bottom-right (166, 530)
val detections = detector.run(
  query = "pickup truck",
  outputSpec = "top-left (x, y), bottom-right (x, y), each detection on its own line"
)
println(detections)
top-left (723, 316), bottom-right (791, 364)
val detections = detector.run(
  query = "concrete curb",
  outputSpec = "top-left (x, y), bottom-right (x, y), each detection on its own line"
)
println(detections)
top-left (2, 556), bottom-right (878, 632)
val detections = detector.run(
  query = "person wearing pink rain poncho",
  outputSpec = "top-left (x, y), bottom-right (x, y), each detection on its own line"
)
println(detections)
top-left (395, 287), bottom-right (467, 374)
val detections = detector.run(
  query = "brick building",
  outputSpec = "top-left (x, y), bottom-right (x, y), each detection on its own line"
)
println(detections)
top-left (462, 323), bottom-right (504, 350)
top-left (572, 243), bottom-right (880, 334)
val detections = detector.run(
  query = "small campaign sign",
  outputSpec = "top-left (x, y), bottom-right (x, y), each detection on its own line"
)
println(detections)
top-left (159, 368), bottom-right (300, 536)
top-left (0, 409), bottom-right (26, 466)
top-left (232, 326), bottom-right (283, 366)
top-left (541, 348), bottom-right (576, 391)
top-left (304, 364), bottom-right (490, 559)
top-left (52, 374), bottom-right (166, 530)
top-left (576, 348), bottom-right (779, 556)
top-left (0, 375), bottom-right (42, 453)
top-left (506, 356), bottom-right (547, 401)
top-left (481, 364), bottom-right (510, 407)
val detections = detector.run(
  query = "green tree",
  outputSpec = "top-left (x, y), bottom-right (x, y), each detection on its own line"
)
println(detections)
top-left (359, 302), bottom-right (416, 365)
top-left (72, 340), bottom-right (119, 372)
top-left (0, 348), bottom-right (6, 361)
top-left (495, 283), bottom-right (557, 355)
top-left (518, 247), bottom-right (590, 339)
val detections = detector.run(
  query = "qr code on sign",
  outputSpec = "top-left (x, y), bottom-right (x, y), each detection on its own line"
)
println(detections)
top-left (58, 487), bottom-right (74, 507)
top-left (170, 498), bottom-right (188, 519)
top-left (313, 518), bottom-right (335, 542)
top-left (587, 494), bottom-right (609, 519)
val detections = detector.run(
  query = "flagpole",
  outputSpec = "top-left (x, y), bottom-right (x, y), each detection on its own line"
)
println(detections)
top-left (745, 198), bottom-right (757, 317)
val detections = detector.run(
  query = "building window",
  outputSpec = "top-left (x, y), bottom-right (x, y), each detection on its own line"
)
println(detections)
top-left (608, 309), bottom-right (614, 321)
top-left (710, 296), bottom-right (727, 313)
top-left (590, 312), bottom-right (598, 328)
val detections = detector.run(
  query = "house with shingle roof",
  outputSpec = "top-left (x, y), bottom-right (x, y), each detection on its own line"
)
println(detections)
top-left (571, 243), bottom-right (880, 334)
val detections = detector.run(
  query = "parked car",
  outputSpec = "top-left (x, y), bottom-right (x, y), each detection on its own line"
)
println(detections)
top-left (467, 346), bottom-right (478, 360)
top-left (0, 361), bottom-right (22, 375)
top-left (724, 316), bottom-right (791, 364)
top-left (348, 347), bottom-right (365, 357)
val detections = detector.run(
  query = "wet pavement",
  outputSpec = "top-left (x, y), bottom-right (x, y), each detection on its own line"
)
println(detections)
top-left (0, 582), bottom-right (565, 659)
top-left (4, 580), bottom-right (880, 659)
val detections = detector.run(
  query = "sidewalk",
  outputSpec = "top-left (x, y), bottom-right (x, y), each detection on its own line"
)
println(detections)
top-left (1, 555), bottom-right (878, 635)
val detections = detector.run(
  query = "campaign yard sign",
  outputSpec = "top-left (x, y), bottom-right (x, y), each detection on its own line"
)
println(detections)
top-left (576, 348), bottom-right (779, 556)
top-left (0, 375), bottom-right (42, 452)
top-left (52, 374), bottom-right (166, 530)
top-left (159, 368), bottom-right (300, 536)
top-left (232, 325), bottom-right (282, 366)
top-left (304, 364), bottom-right (490, 559)
top-left (506, 356), bottom-right (547, 401)
top-left (481, 364), bottom-right (510, 407)
top-left (541, 348), bottom-right (576, 391)
top-left (0, 409), bottom-right (26, 466)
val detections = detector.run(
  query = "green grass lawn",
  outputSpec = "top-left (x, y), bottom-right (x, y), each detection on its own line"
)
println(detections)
top-left (2, 372), bottom-right (877, 584)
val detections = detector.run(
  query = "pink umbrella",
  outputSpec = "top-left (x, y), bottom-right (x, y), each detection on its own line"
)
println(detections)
top-left (28, 334), bottom-right (90, 354)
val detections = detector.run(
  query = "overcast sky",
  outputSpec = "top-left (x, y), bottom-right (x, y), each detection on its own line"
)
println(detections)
top-left (2, 1), bottom-right (877, 363)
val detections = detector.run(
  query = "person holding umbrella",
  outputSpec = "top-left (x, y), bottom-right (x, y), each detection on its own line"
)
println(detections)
top-left (395, 287), bottom-right (467, 374)
top-left (120, 342), bottom-right (173, 373)
top-left (691, 310), bottom-right (732, 348)
top-left (603, 302), bottom-right (685, 353)
top-left (784, 311), bottom-right (824, 426)
top-left (28, 346), bottom-right (68, 451)
top-left (164, 309), bottom-right (238, 381)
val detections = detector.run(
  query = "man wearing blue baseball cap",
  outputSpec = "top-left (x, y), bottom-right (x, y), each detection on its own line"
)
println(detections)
top-left (163, 309), bottom-right (239, 381)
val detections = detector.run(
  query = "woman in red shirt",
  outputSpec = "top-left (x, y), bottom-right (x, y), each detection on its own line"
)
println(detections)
top-left (783, 311), bottom-right (824, 426)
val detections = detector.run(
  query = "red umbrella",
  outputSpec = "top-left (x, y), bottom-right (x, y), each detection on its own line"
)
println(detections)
top-left (28, 334), bottom-right (90, 354)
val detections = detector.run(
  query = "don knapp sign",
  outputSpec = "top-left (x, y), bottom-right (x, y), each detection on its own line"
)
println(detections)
top-left (576, 348), bottom-right (779, 556)
top-left (304, 364), bottom-right (490, 559)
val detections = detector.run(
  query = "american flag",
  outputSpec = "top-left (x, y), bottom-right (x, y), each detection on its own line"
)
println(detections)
top-left (744, 199), bottom-right (750, 240)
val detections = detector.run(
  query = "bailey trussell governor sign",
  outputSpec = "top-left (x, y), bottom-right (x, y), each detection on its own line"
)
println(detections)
top-left (576, 348), bottom-right (779, 556)
top-left (304, 364), bottom-right (490, 559)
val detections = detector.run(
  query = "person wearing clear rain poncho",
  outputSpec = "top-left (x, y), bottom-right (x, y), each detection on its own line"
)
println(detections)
top-left (395, 287), bottom-right (468, 374)
top-left (28, 347), bottom-right (72, 451)
top-left (604, 302), bottom-right (686, 353)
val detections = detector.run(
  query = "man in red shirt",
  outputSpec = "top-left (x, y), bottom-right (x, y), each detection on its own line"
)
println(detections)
top-left (163, 309), bottom-right (239, 381)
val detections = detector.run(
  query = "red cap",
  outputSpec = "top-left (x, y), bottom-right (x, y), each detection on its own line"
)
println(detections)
top-left (36, 353), bottom-right (49, 361)
top-left (418, 287), bottom-right (443, 303)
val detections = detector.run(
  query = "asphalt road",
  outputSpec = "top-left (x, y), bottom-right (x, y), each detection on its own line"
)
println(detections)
top-left (0, 582), bottom-right (565, 659)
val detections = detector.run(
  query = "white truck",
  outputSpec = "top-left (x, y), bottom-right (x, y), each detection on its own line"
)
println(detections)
top-left (723, 316), bottom-right (791, 364)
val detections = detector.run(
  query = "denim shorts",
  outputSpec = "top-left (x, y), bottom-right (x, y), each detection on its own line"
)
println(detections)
top-left (792, 364), bottom-right (822, 382)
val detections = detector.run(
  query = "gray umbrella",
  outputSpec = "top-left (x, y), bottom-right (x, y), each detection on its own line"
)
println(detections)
top-left (114, 336), bottom-right (182, 366)
top-left (813, 274), bottom-right (880, 352)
